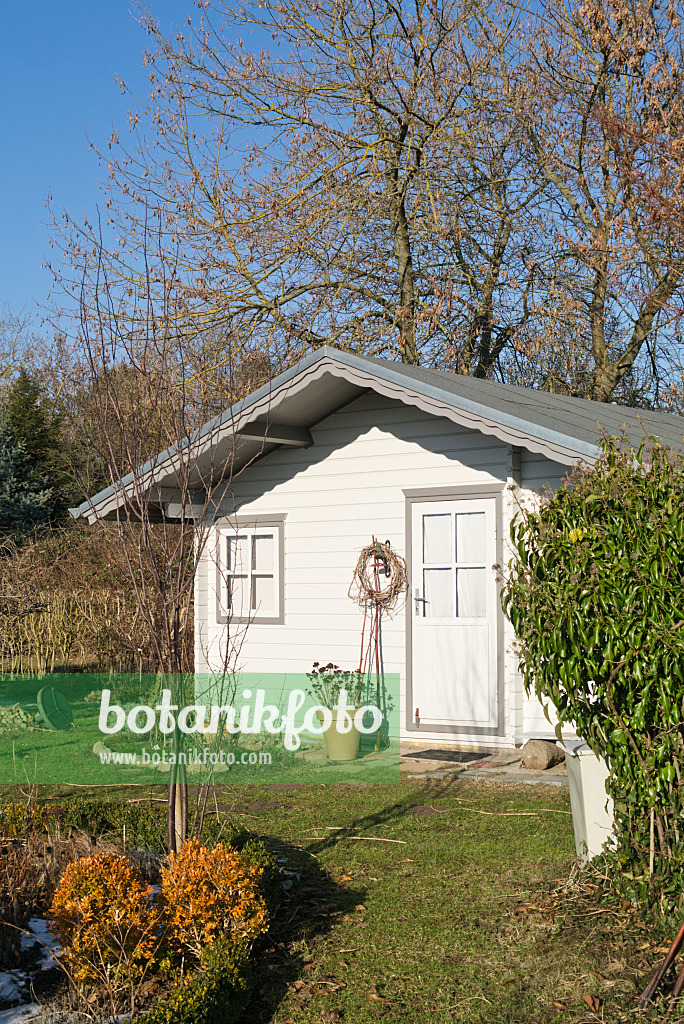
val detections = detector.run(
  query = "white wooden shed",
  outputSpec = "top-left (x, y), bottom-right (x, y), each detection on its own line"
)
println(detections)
top-left (72, 348), bottom-right (684, 750)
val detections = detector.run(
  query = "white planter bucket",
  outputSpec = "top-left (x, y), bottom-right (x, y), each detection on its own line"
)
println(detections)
top-left (562, 739), bottom-right (615, 864)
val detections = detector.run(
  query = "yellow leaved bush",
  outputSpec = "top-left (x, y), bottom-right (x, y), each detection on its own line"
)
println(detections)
top-left (160, 839), bottom-right (268, 960)
top-left (50, 853), bottom-right (159, 985)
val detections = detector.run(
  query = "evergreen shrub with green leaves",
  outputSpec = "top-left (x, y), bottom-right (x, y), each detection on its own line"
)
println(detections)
top-left (0, 798), bottom-right (250, 853)
top-left (501, 438), bottom-right (684, 919)
top-left (145, 936), bottom-right (252, 1024)
top-left (0, 419), bottom-right (52, 541)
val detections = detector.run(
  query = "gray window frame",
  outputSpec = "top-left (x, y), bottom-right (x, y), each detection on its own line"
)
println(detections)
top-left (403, 484), bottom-right (505, 737)
top-left (215, 515), bottom-right (286, 626)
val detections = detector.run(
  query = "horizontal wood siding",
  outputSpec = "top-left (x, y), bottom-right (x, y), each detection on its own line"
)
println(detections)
top-left (519, 450), bottom-right (573, 740)
top-left (520, 450), bottom-right (567, 495)
top-left (194, 393), bottom-right (575, 746)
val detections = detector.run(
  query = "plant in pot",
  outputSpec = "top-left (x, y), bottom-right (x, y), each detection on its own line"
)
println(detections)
top-left (307, 662), bottom-right (364, 762)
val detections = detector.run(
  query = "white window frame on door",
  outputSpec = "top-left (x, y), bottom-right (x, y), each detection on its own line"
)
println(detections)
top-left (215, 516), bottom-right (285, 625)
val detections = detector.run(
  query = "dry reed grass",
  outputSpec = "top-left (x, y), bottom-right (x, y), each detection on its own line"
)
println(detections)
top-left (0, 527), bottom-right (180, 674)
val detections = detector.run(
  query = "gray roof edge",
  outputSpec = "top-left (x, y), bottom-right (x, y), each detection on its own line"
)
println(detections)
top-left (73, 346), bottom-right (608, 520)
top-left (70, 347), bottom-right (335, 519)
top-left (321, 349), bottom-right (599, 461)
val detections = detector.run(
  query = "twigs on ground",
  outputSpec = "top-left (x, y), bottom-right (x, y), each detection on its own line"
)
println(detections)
top-left (347, 837), bottom-right (407, 844)
top-left (454, 804), bottom-right (572, 816)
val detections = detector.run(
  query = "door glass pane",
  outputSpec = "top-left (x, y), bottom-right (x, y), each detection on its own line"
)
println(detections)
top-left (423, 514), bottom-right (452, 564)
top-left (456, 512), bottom-right (486, 564)
top-left (227, 575), bottom-right (248, 614)
top-left (456, 568), bottom-right (487, 617)
top-left (251, 575), bottom-right (274, 612)
top-left (423, 568), bottom-right (453, 617)
top-left (227, 534), bottom-right (248, 573)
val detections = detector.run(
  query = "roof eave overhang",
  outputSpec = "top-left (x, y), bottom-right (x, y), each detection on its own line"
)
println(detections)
top-left (71, 348), bottom-right (597, 524)
top-left (310, 354), bottom-right (598, 467)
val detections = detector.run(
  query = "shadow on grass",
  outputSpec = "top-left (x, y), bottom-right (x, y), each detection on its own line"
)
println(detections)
top-left (235, 780), bottom-right (576, 1023)
top-left (240, 837), bottom-right (365, 1023)
top-left (6, 780), bottom-right (576, 1022)
top-left (284, 778), bottom-right (470, 856)
top-left (237, 783), bottom-right (454, 1022)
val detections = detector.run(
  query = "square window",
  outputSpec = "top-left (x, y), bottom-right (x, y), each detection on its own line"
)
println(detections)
top-left (423, 567), bottom-right (453, 617)
top-left (227, 534), bottom-right (248, 572)
top-left (217, 521), bottom-right (282, 623)
top-left (252, 533), bottom-right (274, 571)
top-left (456, 567), bottom-right (487, 618)
top-left (422, 513), bottom-right (452, 564)
top-left (455, 512), bottom-right (486, 564)
top-left (251, 574), bottom-right (274, 612)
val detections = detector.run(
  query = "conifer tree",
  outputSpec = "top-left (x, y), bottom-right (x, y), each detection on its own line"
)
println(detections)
top-left (4, 368), bottom-right (68, 518)
top-left (0, 419), bottom-right (52, 542)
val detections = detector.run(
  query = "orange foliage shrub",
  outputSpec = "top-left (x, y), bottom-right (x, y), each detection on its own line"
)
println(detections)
top-left (160, 839), bottom-right (268, 960)
top-left (50, 853), bottom-right (159, 984)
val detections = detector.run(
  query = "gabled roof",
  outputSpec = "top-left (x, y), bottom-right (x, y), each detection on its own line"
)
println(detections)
top-left (71, 346), bottom-right (684, 523)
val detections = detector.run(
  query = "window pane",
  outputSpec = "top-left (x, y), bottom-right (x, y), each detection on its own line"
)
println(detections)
top-left (252, 533), bottom-right (274, 571)
top-left (457, 568), bottom-right (487, 617)
top-left (423, 568), bottom-right (453, 617)
top-left (456, 512), bottom-right (486, 564)
top-left (227, 534), bottom-right (248, 573)
top-left (422, 514), bottom-right (452, 564)
top-left (251, 574), bottom-right (274, 613)
top-left (227, 575), bottom-right (248, 614)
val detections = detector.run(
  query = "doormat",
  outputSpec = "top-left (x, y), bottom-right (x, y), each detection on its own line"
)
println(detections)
top-left (407, 749), bottom-right (493, 764)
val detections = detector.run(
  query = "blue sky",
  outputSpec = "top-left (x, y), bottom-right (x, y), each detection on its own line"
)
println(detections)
top-left (0, 2), bottom-right (195, 326)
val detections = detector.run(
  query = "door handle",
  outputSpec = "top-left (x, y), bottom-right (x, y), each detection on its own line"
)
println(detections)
top-left (414, 588), bottom-right (426, 613)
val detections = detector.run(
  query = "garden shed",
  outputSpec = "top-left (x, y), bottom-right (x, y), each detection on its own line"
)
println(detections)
top-left (71, 348), bottom-right (684, 750)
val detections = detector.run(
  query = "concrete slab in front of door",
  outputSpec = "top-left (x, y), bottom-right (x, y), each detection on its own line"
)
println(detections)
top-left (399, 742), bottom-right (568, 787)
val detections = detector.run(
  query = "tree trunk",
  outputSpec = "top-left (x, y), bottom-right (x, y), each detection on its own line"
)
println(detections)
top-left (388, 174), bottom-right (418, 365)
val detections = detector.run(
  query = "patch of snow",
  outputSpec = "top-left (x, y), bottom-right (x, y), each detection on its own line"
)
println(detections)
top-left (0, 1003), bottom-right (40, 1023)
top-left (26, 920), bottom-right (60, 954)
top-left (0, 973), bottom-right (23, 1003)
top-left (20, 919), bottom-right (61, 970)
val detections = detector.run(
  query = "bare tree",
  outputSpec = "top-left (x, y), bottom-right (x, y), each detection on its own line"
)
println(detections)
top-left (74, 232), bottom-right (267, 851)
top-left (508, 0), bottom-right (684, 402)
top-left (0, 305), bottom-right (33, 393)
top-left (50, 0), bottom-right (547, 374)
top-left (47, 0), bottom-right (684, 401)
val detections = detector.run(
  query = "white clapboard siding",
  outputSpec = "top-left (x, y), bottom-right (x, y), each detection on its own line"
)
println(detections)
top-left (518, 450), bottom-right (575, 740)
top-left (521, 450), bottom-right (568, 495)
top-left (195, 392), bottom-right (571, 747)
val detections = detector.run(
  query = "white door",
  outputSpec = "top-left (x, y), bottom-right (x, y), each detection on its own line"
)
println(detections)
top-left (411, 498), bottom-right (498, 728)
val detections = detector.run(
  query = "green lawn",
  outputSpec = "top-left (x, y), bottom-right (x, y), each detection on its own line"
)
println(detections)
top-left (0, 702), bottom-right (400, 786)
top-left (211, 778), bottom-right (664, 1024)
top-left (21, 777), bottom-right (674, 1023)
